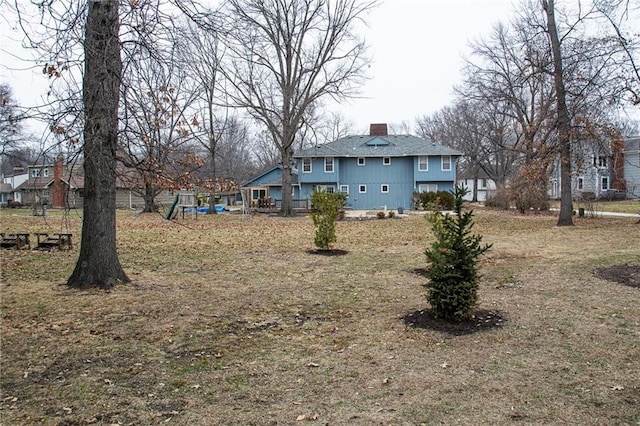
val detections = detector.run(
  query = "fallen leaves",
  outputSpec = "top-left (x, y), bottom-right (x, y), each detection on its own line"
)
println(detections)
top-left (296, 413), bottom-right (319, 421)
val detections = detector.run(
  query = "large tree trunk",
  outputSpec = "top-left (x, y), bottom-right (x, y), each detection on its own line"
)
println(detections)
top-left (543, 0), bottom-right (574, 226)
top-left (207, 140), bottom-right (218, 214)
top-left (68, 0), bottom-right (129, 289)
top-left (141, 182), bottom-right (158, 213)
top-left (279, 145), bottom-right (295, 216)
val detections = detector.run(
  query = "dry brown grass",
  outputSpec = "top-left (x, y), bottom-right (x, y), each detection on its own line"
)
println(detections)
top-left (1, 209), bottom-right (639, 425)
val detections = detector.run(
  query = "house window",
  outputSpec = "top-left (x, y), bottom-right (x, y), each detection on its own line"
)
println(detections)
top-left (381, 184), bottom-right (389, 193)
top-left (302, 158), bottom-right (312, 173)
top-left (597, 156), bottom-right (608, 168)
top-left (43, 169), bottom-right (49, 177)
top-left (383, 157), bottom-right (391, 165)
top-left (357, 157), bottom-right (365, 166)
top-left (418, 156), bottom-right (428, 171)
top-left (324, 157), bottom-right (334, 173)
top-left (359, 184), bottom-right (367, 193)
top-left (601, 176), bottom-right (609, 190)
top-left (478, 178), bottom-right (486, 189)
top-left (252, 188), bottom-right (266, 200)
top-left (441, 155), bottom-right (451, 171)
top-left (418, 183), bottom-right (437, 193)
top-left (316, 185), bottom-right (335, 193)
top-left (340, 185), bottom-right (349, 194)
top-left (41, 190), bottom-right (50, 198)
top-left (31, 169), bottom-right (40, 178)
top-left (577, 177), bottom-right (584, 190)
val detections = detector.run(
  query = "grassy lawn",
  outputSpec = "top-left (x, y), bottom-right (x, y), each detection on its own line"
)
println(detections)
top-left (1, 209), bottom-right (639, 425)
top-left (548, 199), bottom-right (640, 214)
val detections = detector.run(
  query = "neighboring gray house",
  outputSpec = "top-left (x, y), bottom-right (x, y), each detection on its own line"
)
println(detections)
top-left (293, 123), bottom-right (462, 210)
top-left (623, 136), bottom-right (640, 198)
top-left (549, 136), bottom-right (626, 200)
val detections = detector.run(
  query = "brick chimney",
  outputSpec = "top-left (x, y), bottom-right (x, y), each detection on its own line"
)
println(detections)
top-left (369, 123), bottom-right (388, 136)
top-left (52, 154), bottom-right (65, 208)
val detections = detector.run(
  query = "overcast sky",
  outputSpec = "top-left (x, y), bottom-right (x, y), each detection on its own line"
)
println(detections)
top-left (333, 0), bottom-right (517, 133)
top-left (0, 0), bottom-right (518, 135)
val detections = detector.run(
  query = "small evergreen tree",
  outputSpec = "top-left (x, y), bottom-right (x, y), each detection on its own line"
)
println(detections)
top-left (310, 190), bottom-right (347, 250)
top-left (424, 185), bottom-right (492, 320)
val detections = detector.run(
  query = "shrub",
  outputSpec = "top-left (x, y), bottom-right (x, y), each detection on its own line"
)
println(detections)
top-left (387, 210), bottom-right (395, 218)
top-left (310, 190), bottom-right (347, 250)
top-left (424, 185), bottom-right (492, 320)
top-left (376, 211), bottom-right (386, 219)
top-left (414, 191), bottom-right (455, 210)
top-left (484, 188), bottom-right (511, 210)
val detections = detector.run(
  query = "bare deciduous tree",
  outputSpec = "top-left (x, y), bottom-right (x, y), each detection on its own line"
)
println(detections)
top-left (542, 0), bottom-right (574, 226)
top-left (67, 0), bottom-right (129, 289)
top-left (220, 0), bottom-right (376, 215)
top-left (120, 40), bottom-right (201, 213)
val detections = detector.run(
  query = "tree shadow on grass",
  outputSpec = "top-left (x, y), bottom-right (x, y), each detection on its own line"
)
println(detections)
top-left (306, 249), bottom-right (349, 256)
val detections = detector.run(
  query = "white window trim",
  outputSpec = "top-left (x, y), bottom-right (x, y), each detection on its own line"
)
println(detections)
top-left (359, 184), bottom-right (367, 193)
top-left (441, 155), bottom-right (451, 171)
top-left (357, 157), bottom-right (365, 166)
top-left (577, 177), bottom-right (584, 190)
top-left (383, 157), bottom-right (391, 165)
top-left (43, 169), bottom-right (49, 177)
top-left (418, 156), bottom-right (428, 171)
top-left (418, 183), bottom-right (437, 193)
top-left (317, 185), bottom-right (335, 193)
top-left (340, 185), bottom-right (349, 194)
top-left (381, 184), bottom-right (389, 193)
top-left (601, 176), bottom-right (609, 190)
top-left (302, 158), bottom-right (312, 173)
top-left (324, 157), bottom-right (334, 173)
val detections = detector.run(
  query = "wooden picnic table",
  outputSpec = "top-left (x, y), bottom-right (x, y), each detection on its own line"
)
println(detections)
top-left (0, 233), bottom-right (31, 250)
top-left (35, 232), bottom-right (73, 251)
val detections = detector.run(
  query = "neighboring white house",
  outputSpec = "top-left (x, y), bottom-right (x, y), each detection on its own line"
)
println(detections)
top-left (623, 136), bottom-right (640, 198)
top-left (458, 173), bottom-right (497, 202)
top-left (1, 168), bottom-right (29, 207)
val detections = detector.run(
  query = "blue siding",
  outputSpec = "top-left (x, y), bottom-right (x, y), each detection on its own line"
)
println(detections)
top-left (243, 168), bottom-right (283, 186)
top-left (339, 157), bottom-right (414, 209)
top-left (296, 154), bottom-right (459, 209)
top-left (413, 156), bottom-right (457, 182)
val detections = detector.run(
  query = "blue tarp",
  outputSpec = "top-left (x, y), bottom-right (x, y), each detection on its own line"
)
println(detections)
top-left (184, 205), bottom-right (227, 213)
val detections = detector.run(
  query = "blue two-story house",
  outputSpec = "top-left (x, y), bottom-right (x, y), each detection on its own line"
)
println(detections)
top-left (293, 124), bottom-right (462, 210)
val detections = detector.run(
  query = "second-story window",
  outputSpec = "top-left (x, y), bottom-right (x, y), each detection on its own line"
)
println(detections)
top-left (302, 158), bottom-right (312, 173)
top-left (31, 169), bottom-right (40, 178)
top-left (43, 169), bottom-right (49, 177)
top-left (383, 157), bottom-right (391, 165)
top-left (324, 157), bottom-right (334, 173)
top-left (418, 156), bottom-right (428, 171)
top-left (441, 155), bottom-right (451, 171)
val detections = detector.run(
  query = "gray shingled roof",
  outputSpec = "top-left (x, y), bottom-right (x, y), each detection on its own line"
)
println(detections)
top-left (294, 135), bottom-right (463, 158)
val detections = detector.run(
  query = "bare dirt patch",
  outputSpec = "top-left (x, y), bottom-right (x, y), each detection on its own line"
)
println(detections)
top-left (594, 264), bottom-right (640, 288)
top-left (402, 308), bottom-right (506, 335)
top-left (306, 248), bottom-right (349, 256)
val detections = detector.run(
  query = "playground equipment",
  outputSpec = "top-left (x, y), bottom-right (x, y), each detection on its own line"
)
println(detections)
top-left (165, 190), bottom-right (198, 220)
